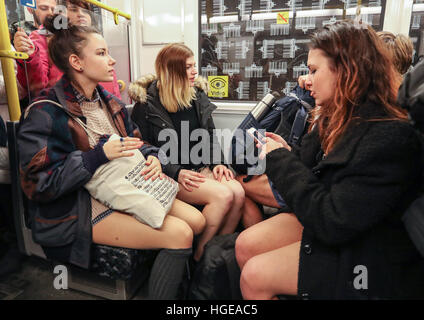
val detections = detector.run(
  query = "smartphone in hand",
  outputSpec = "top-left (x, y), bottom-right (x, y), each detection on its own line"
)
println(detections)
top-left (247, 128), bottom-right (266, 146)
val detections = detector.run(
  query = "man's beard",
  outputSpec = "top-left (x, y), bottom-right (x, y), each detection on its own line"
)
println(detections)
top-left (32, 12), bottom-right (42, 27)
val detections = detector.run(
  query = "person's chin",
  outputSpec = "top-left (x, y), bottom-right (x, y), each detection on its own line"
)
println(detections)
top-left (100, 75), bottom-right (114, 83)
top-left (79, 20), bottom-right (89, 26)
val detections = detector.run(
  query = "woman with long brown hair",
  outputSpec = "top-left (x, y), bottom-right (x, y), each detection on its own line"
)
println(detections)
top-left (130, 43), bottom-right (245, 261)
top-left (18, 15), bottom-right (205, 300)
top-left (235, 20), bottom-right (424, 299)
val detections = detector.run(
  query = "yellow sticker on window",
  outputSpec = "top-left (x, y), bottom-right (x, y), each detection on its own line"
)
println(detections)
top-left (277, 12), bottom-right (289, 25)
top-left (208, 76), bottom-right (229, 98)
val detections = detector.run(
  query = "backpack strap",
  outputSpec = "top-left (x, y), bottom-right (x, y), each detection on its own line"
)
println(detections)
top-left (288, 106), bottom-right (308, 145)
top-left (287, 92), bottom-right (313, 111)
top-left (24, 99), bottom-right (106, 146)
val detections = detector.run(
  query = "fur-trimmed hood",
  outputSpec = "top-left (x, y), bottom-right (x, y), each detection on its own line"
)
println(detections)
top-left (128, 74), bottom-right (209, 103)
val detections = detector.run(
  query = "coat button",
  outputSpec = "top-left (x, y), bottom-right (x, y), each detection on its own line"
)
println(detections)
top-left (301, 293), bottom-right (310, 300)
top-left (304, 244), bottom-right (312, 255)
top-left (313, 170), bottom-right (321, 176)
top-left (162, 123), bottom-right (166, 127)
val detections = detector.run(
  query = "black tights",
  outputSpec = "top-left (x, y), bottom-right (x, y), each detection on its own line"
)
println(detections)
top-left (148, 247), bottom-right (192, 300)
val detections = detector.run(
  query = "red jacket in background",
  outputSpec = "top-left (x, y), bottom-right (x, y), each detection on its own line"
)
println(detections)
top-left (16, 27), bottom-right (122, 99)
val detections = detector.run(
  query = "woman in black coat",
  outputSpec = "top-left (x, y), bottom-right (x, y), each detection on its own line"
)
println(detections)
top-left (235, 20), bottom-right (424, 300)
top-left (129, 44), bottom-right (245, 261)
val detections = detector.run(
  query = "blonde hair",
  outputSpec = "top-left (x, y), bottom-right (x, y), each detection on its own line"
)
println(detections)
top-left (155, 43), bottom-right (196, 112)
top-left (377, 31), bottom-right (414, 75)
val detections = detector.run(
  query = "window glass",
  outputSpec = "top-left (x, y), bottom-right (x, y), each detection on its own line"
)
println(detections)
top-left (410, 0), bottom-right (424, 63)
top-left (200, 0), bottom-right (387, 102)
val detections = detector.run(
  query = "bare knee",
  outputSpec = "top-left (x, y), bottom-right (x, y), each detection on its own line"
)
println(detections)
top-left (192, 213), bottom-right (206, 235)
top-left (231, 182), bottom-right (246, 205)
top-left (240, 257), bottom-right (263, 300)
top-left (235, 231), bottom-right (254, 269)
top-left (210, 186), bottom-right (234, 213)
top-left (166, 220), bottom-right (194, 249)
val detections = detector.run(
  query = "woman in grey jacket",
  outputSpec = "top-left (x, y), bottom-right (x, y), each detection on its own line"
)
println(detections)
top-left (235, 21), bottom-right (424, 299)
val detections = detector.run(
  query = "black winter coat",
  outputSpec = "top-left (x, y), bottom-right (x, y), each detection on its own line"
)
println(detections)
top-left (129, 75), bottom-right (225, 180)
top-left (266, 102), bottom-right (424, 299)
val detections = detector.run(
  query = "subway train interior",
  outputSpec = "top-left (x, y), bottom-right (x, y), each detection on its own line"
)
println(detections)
top-left (1, 0), bottom-right (424, 304)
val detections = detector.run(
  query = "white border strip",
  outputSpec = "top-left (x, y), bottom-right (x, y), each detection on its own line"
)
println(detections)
top-left (413, 4), bottom-right (424, 12)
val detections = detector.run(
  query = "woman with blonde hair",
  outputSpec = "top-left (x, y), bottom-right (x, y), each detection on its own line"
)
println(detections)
top-left (377, 31), bottom-right (414, 75)
top-left (130, 43), bottom-right (245, 261)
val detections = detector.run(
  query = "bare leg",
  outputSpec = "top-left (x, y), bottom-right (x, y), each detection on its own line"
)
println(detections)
top-left (240, 241), bottom-right (301, 299)
top-left (92, 211), bottom-right (194, 249)
top-left (242, 197), bottom-right (264, 228)
top-left (236, 174), bottom-right (280, 207)
top-left (167, 198), bottom-right (206, 235)
top-left (216, 178), bottom-right (245, 235)
top-left (235, 213), bottom-right (303, 269)
top-left (177, 178), bottom-right (233, 261)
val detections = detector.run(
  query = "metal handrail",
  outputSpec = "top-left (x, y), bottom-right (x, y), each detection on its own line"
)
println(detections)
top-left (0, 0), bottom-right (27, 121)
top-left (83, 0), bottom-right (131, 25)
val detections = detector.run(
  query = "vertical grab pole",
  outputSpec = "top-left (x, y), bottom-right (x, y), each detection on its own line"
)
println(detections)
top-left (0, 0), bottom-right (22, 121)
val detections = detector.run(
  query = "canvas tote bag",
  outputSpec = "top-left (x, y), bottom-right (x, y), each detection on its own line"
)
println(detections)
top-left (85, 134), bottom-right (179, 228)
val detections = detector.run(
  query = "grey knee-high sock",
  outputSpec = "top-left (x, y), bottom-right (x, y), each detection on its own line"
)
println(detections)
top-left (148, 248), bottom-right (192, 300)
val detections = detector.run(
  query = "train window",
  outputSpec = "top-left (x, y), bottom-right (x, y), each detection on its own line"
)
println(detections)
top-left (199, 0), bottom-right (387, 102)
top-left (410, 0), bottom-right (424, 65)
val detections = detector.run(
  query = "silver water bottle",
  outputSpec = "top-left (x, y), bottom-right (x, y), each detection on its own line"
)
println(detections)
top-left (250, 92), bottom-right (280, 122)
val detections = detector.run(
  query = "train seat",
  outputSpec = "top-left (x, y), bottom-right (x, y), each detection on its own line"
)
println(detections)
top-left (7, 119), bottom-right (155, 300)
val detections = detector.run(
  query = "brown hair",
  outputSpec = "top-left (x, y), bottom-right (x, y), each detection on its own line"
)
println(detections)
top-left (377, 31), bottom-right (413, 75)
top-left (155, 43), bottom-right (196, 112)
top-left (308, 21), bottom-right (407, 154)
top-left (65, 0), bottom-right (92, 11)
top-left (44, 14), bottom-right (99, 77)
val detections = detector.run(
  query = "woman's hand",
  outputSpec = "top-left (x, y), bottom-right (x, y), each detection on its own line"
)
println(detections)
top-left (141, 155), bottom-right (164, 181)
top-left (178, 169), bottom-right (206, 192)
top-left (14, 27), bottom-right (35, 56)
top-left (298, 74), bottom-right (313, 91)
top-left (213, 164), bottom-right (234, 182)
top-left (258, 132), bottom-right (291, 160)
top-left (103, 137), bottom-right (143, 161)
